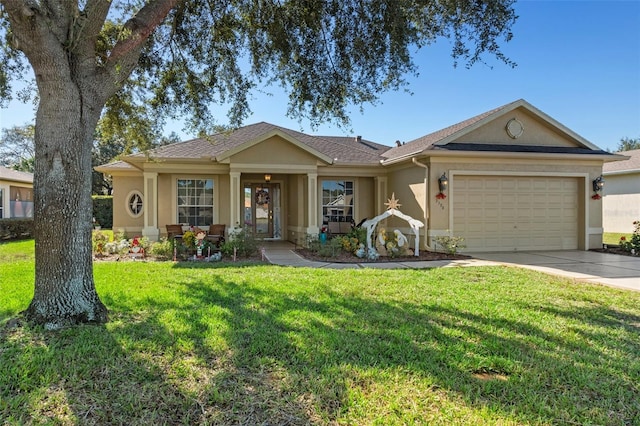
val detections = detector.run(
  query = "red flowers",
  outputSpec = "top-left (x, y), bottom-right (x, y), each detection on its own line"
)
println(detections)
top-left (591, 194), bottom-right (601, 200)
top-left (436, 193), bottom-right (447, 200)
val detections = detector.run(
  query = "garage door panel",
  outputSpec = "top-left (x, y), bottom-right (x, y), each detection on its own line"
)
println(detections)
top-left (453, 176), bottom-right (579, 251)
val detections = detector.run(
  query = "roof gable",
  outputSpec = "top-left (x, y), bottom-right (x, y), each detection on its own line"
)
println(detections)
top-left (215, 125), bottom-right (333, 164)
top-left (382, 99), bottom-right (604, 161)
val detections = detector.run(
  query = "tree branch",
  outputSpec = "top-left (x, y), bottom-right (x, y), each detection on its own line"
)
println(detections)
top-left (101, 0), bottom-right (180, 98)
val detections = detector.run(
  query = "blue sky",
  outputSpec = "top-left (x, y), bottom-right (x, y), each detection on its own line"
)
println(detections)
top-left (1, 0), bottom-right (639, 152)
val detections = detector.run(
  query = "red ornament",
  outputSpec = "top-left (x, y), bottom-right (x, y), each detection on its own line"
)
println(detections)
top-left (436, 192), bottom-right (447, 199)
top-left (591, 194), bottom-right (601, 200)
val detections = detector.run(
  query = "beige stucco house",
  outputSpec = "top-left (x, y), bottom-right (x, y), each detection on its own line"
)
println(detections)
top-left (96, 99), bottom-right (622, 252)
top-left (0, 166), bottom-right (34, 219)
top-left (603, 149), bottom-right (639, 234)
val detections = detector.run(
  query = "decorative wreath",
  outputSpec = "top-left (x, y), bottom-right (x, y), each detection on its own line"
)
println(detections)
top-left (255, 189), bottom-right (270, 205)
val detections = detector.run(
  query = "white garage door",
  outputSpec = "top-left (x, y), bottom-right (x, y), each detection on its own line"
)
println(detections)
top-left (453, 176), bottom-right (579, 251)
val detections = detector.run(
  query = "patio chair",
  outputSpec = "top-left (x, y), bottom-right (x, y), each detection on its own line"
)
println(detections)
top-left (206, 224), bottom-right (226, 247)
top-left (166, 224), bottom-right (184, 241)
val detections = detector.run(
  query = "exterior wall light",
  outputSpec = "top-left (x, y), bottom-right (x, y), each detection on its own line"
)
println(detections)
top-left (438, 173), bottom-right (449, 193)
top-left (264, 174), bottom-right (272, 183)
top-left (592, 175), bottom-right (604, 193)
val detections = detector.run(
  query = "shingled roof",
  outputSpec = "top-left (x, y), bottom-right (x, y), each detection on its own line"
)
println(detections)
top-left (0, 166), bottom-right (33, 184)
top-left (98, 99), bottom-right (615, 173)
top-left (125, 122), bottom-right (390, 165)
top-left (603, 149), bottom-right (640, 174)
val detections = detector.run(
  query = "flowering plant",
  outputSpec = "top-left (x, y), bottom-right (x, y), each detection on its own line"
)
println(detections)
top-left (436, 192), bottom-right (446, 199)
top-left (591, 193), bottom-right (601, 200)
top-left (619, 220), bottom-right (640, 255)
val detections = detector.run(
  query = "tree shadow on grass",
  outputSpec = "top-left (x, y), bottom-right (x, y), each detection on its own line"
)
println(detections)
top-left (108, 271), bottom-right (640, 424)
top-left (2, 267), bottom-right (639, 424)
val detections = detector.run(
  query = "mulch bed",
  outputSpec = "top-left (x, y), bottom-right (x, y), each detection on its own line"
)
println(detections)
top-left (295, 248), bottom-right (470, 263)
top-left (591, 246), bottom-right (638, 257)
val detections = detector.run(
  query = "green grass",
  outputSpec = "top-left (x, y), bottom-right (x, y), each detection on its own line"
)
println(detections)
top-left (603, 232), bottom-right (633, 246)
top-left (1, 240), bottom-right (639, 425)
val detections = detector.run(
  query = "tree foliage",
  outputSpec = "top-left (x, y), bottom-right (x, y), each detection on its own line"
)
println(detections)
top-left (617, 137), bottom-right (640, 152)
top-left (0, 123), bottom-right (35, 172)
top-left (2, 0), bottom-right (517, 135)
top-left (0, 0), bottom-right (517, 327)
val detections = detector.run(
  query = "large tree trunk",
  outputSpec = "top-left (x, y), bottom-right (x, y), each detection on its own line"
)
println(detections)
top-left (3, 0), bottom-right (176, 329)
top-left (23, 58), bottom-right (108, 329)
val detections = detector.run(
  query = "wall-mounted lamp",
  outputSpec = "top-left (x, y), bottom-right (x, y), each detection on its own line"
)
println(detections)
top-left (264, 173), bottom-right (272, 183)
top-left (438, 173), bottom-right (449, 193)
top-left (592, 175), bottom-right (604, 193)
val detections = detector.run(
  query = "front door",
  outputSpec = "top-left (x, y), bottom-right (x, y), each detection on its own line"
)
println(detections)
top-left (244, 183), bottom-right (281, 239)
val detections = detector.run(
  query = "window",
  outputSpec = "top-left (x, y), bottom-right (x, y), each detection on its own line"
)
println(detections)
top-left (9, 186), bottom-right (33, 218)
top-left (177, 179), bottom-right (213, 226)
top-left (125, 190), bottom-right (144, 218)
top-left (322, 180), bottom-right (354, 223)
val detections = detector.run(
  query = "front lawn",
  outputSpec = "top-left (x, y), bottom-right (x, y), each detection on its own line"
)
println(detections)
top-left (603, 232), bottom-right (633, 246)
top-left (1, 240), bottom-right (639, 425)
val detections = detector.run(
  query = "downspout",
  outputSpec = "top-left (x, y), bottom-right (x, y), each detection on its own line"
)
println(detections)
top-left (412, 157), bottom-right (433, 250)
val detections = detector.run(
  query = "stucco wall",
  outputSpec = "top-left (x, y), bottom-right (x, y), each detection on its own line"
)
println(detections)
top-left (354, 177), bottom-right (375, 223)
top-left (457, 109), bottom-right (577, 148)
top-left (112, 175), bottom-right (144, 233)
top-left (387, 156), bottom-right (603, 250)
top-left (386, 166), bottom-right (426, 230)
top-left (603, 172), bottom-right (640, 233)
top-left (0, 182), bottom-right (33, 218)
top-left (230, 136), bottom-right (320, 165)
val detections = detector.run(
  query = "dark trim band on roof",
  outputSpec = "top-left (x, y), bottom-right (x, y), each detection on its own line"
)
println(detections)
top-left (438, 143), bottom-right (612, 156)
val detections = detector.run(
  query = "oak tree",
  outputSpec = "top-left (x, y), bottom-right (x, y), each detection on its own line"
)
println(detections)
top-left (0, 0), bottom-right (517, 328)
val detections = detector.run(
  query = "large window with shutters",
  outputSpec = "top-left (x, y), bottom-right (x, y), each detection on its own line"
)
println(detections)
top-left (177, 179), bottom-right (214, 226)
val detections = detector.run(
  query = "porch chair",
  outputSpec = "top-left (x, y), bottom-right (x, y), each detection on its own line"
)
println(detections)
top-left (206, 224), bottom-right (226, 247)
top-left (166, 224), bottom-right (184, 241)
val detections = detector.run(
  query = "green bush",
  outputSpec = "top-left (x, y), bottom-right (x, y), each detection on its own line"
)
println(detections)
top-left (0, 218), bottom-right (34, 241)
top-left (221, 227), bottom-right (257, 258)
top-left (619, 220), bottom-right (640, 255)
top-left (149, 238), bottom-right (174, 259)
top-left (434, 234), bottom-right (466, 255)
top-left (307, 233), bottom-right (343, 257)
top-left (92, 230), bottom-right (110, 255)
top-left (92, 195), bottom-right (113, 229)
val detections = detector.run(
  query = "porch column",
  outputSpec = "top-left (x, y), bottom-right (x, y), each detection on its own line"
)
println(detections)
top-left (229, 171), bottom-right (241, 229)
top-left (142, 171), bottom-right (159, 240)
top-left (374, 176), bottom-right (388, 212)
top-left (306, 172), bottom-right (319, 234)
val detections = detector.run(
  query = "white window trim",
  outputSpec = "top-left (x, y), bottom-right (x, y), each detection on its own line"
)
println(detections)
top-left (320, 178), bottom-right (356, 224)
top-left (125, 190), bottom-right (144, 218)
top-left (173, 176), bottom-right (218, 225)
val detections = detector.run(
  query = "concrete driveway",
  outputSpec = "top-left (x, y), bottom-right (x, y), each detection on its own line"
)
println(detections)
top-left (468, 251), bottom-right (640, 292)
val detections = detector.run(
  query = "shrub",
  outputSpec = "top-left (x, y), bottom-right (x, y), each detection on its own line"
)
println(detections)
top-left (340, 227), bottom-right (367, 254)
top-left (434, 234), bottom-right (466, 255)
top-left (182, 231), bottom-right (196, 250)
top-left (221, 226), bottom-right (257, 257)
top-left (619, 220), bottom-right (640, 255)
top-left (0, 218), bottom-right (34, 241)
top-left (92, 196), bottom-right (113, 229)
top-left (149, 238), bottom-right (173, 260)
top-left (92, 230), bottom-right (110, 255)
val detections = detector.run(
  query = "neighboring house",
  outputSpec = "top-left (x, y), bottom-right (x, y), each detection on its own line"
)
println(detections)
top-left (96, 99), bottom-right (623, 252)
top-left (603, 149), bottom-right (640, 234)
top-left (0, 166), bottom-right (34, 219)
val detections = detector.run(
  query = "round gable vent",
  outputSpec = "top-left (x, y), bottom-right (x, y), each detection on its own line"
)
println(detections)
top-left (506, 118), bottom-right (524, 139)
